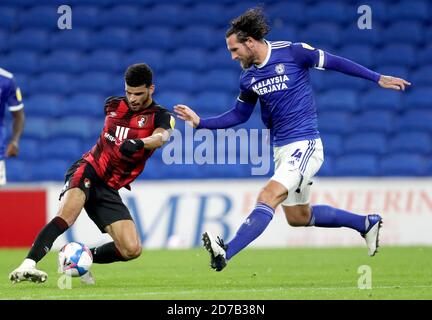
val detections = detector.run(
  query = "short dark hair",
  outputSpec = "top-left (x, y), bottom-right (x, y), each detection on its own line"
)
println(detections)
top-left (125, 63), bottom-right (153, 87)
top-left (225, 7), bottom-right (270, 42)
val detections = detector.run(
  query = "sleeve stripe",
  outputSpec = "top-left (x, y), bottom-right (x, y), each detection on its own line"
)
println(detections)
top-left (8, 103), bottom-right (24, 112)
top-left (318, 49), bottom-right (325, 68)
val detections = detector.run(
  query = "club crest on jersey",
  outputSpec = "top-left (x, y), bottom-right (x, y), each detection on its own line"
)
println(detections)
top-left (138, 116), bottom-right (147, 128)
top-left (275, 64), bottom-right (285, 75)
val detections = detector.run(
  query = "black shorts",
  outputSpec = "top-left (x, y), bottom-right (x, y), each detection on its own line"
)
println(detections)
top-left (59, 159), bottom-right (133, 233)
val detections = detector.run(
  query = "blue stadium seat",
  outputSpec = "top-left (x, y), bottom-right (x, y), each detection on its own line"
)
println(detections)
top-left (316, 155), bottom-right (334, 177)
top-left (267, 26), bottom-right (298, 42)
top-left (90, 28), bottom-right (130, 51)
top-left (185, 3), bottom-right (227, 27)
top-left (300, 23), bottom-right (341, 48)
top-left (0, 31), bottom-right (9, 53)
top-left (50, 116), bottom-right (93, 139)
top-left (306, 1), bottom-right (350, 24)
top-left (18, 139), bottom-right (41, 161)
top-left (206, 48), bottom-right (238, 71)
top-left (41, 138), bottom-right (85, 160)
top-left (344, 133), bottom-right (387, 155)
top-left (403, 88), bottom-right (432, 110)
top-left (30, 73), bottom-right (72, 95)
top-left (374, 66), bottom-right (410, 81)
top-left (174, 26), bottom-right (217, 49)
top-left (83, 50), bottom-right (124, 73)
top-left (376, 44), bottom-right (416, 68)
top-left (320, 71), bottom-right (369, 91)
top-left (9, 29), bottom-right (49, 52)
top-left (2, 51), bottom-right (40, 74)
top-left (334, 154), bottom-right (378, 176)
top-left (321, 134), bottom-right (343, 156)
top-left (360, 89), bottom-right (402, 111)
top-left (158, 71), bottom-right (200, 94)
top-left (351, 111), bottom-right (395, 133)
top-left (100, 6), bottom-right (141, 28)
top-left (388, 0), bottom-right (430, 22)
top-left (50, 29), bottom-right (90, 51)
top-left (388, 132), bottom-right (432, 154)
top-left (125, 49), bottom-right (165, 74)
top-left (201, 70), bottom-right (239, 93)
top-left (71, 6), bottom-right (102, 28)
top-left (143, 4), bottom-right (187, 28)
top-left (21, 117), bottom-right (51, 140)
top-left (267, 2), bottom-right (306, 25)
top-left (396, 111), bottom-right (432, 132)
top-left (60, 94), bottom-right (104, 118)
top-left (380, 153), bottom-right (427, 176)
top-left (417, 45), bottom-right (432, 65)
top-left (40, 50), bottom-right (83, 74)
top-left (383, 22), bottom-right (424, 45)
top-left (316, 89), bottom-right (358, 112)
top-left (191, 92), bottom-right (231, 114)
top-left (132, 27), bottom-right (174, 51)
top-left (340, 24), bottom-right (382, 46)
top-left (411, 67), bottom-right (432, 86)
top-left (24, 94), bottom-right (62, 118)
top-left (317, 111), bottom-right (352, 134)
top-left (4, 159), bottom-right (30, 182)
top-left (31, 159), bottom-right (70, 181)
top-left (166, 49), bottom-right (206, 71)
top-left (0, 7), bottom-right (17, 31)
top-left (339, 45), bottom-right (374, 68)
top-left (18, 6), bottom-right (58, 30)
top-left (154, 92), bottom-right (192, 111)
top-left (71, 72), bottom-right (119, 96)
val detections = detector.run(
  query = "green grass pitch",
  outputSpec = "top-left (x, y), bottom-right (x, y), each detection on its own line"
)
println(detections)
top-left (1, 247), bottom-right (432, 300)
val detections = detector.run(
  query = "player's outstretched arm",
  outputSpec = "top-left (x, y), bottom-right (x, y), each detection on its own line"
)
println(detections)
top-left (378, 75), bottom-right (411, 91)
top-left (174, 104), bottom-right (200, 128)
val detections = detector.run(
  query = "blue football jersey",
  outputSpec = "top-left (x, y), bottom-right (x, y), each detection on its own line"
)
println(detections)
top-left (239, 41), bottom-right (321, 147)
top-left (0, 68), bottom-right (24, 160)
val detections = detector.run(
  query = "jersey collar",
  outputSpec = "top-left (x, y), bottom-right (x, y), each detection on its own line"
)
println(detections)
top-left (255, 40), bottom-right (271, 69)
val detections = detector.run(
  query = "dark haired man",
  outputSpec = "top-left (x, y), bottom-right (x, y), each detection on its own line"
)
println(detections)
top-left (9, 63), bottom-right (175, 284)
top-left (175, 8), bottom-right (411, 271)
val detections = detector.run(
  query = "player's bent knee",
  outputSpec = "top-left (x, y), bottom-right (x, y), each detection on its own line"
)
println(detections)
top-left (120, 244), bottom-right (142, 260)
top-left (257, 187), bottom-right (278, 207)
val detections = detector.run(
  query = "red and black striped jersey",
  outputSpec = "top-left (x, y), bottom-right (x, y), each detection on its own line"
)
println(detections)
top-left (83, 96), bottom-right (173, 190)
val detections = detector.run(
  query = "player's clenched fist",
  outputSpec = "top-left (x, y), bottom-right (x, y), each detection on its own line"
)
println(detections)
top-left (119, 139), bottom-right (144, 157)
top-left (6, 141), bottom-right (19, 157)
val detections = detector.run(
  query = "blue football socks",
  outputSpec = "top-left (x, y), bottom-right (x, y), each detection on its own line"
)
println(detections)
top-left (226, 202), bottom-right (274, 260)
top-left (309, 205), bottom-right (367, 233)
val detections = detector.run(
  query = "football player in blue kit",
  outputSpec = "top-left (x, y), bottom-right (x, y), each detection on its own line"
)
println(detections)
top-left (0, 67), bottom-right (25, 186)
top-left (174, 7), bottom-right (411, 271)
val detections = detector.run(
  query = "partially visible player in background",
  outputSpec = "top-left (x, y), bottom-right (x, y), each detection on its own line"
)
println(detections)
top-left (9, 63), bottom-right (175, 284)
top-left (175, 7), bottom-right (411, 272)
top-left (0, 67), bottom-right (25, 186)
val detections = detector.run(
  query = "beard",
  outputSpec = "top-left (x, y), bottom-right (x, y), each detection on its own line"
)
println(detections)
top-left (239, 47), bottom-right (255, 69)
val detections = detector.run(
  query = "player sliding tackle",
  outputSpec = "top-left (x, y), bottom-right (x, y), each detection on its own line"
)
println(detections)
top-left (174, 7), bottom-right (410, 272)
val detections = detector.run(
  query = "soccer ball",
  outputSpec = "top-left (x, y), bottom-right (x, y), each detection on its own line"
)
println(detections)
top-left (58, 242), bottom-right (93, 277)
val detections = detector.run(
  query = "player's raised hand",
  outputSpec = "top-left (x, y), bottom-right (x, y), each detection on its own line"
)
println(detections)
top-left (173, 104), bottom-right (200, 128)
top-left (6, 141), bottom-right (19, 157)
top-left (378, 75), bottom-right (411, 91)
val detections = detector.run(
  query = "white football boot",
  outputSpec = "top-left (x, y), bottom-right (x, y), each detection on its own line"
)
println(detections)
top-left (9, 259), bottom-right (48, 284)
top-left (362, 214), bottom-right (383, 256)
